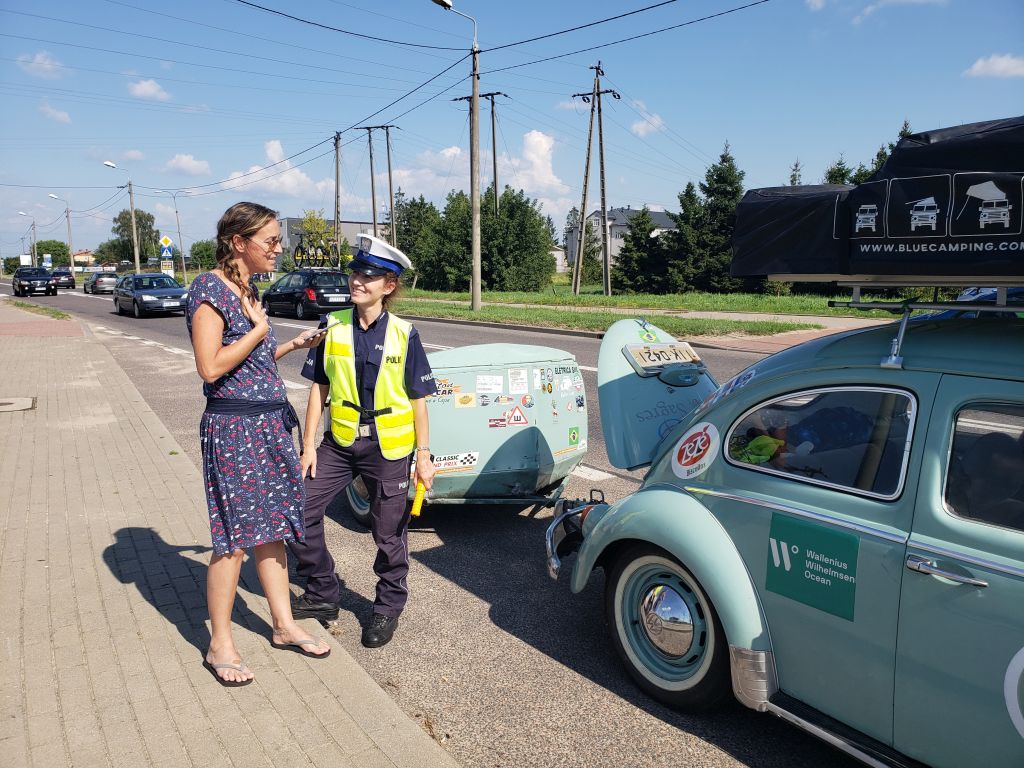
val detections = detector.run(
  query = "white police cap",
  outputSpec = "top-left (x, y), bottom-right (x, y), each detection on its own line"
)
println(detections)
top-left (350, 233), bottom-right (412, 276)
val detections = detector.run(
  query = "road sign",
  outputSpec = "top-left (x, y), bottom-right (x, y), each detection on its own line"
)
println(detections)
top-left (159, 235), bottom-right (173, 248)
top-left (160, 245), bottom-right (173, 259)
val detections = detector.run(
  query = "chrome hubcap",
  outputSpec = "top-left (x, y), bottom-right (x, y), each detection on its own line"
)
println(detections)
top-left (639, 584), bottom-right (694, 658)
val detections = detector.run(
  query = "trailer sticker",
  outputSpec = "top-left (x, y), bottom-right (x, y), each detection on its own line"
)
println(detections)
top-left (479, 394), bottom-right (491, 407)
top-left (568, 427), bottom-right (579, 446)
top-left (575, 395), bottom-right (585, 410)
top-left (507, 406), bottom-right (529, 426)
top-left (431, 377), bottom-right (460, 397)
top-left (432, 452), bottom-right (479, 471)
top-left (533, 368), bottom-right (542, 390)
top-left (476, 374), bottom-right (504, 394)
top-left (546, 368), bottom-right (554, 383)
top-left (670, 422), bottom-right (719, 479)
top-left (494, 395), bottom-right (513, 405)
top-left (454, 393), bottom-right (477, 408)
top-left (1006, 646), bottom-right (1024, 740)
top-left (488, 418), bottom-right (506, 428)
top-left (766, 514), bottom-right (859, 621)
top-left (521, 395), bottom-right (534, 408)
top-left (508, 368), bottom-right (529, 394)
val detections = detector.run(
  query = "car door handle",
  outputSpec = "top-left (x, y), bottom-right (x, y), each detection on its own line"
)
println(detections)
top-left (905, 555), bottom-right (988, 587)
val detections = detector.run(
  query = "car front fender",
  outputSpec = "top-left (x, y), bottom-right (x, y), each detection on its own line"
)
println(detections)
top-left (570, 486), bottom-right (770, 652)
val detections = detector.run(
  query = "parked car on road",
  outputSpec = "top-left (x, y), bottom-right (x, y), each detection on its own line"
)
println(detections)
top-left (51, 268), bottom-right (75, 289)
top-left (83, 272), bottom-right (118, 294)
top-left (12, 267), bottom-right (55, 296)
top-left (113, 273), bottom-right (187, 318)
top-left (547, 313), bottom-right (1024, 768)
top-left (261, 268), bottom-right (350, 319)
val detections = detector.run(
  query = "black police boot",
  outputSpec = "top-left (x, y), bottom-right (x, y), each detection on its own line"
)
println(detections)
top-left (291, 593), bottom-right (340, 621)
top-left (361, 613), bottom-right (399, 648)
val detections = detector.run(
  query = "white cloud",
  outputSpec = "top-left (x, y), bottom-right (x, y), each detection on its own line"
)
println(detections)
top-left (805, 0), bottom-right (826, 10)
top-left (17, 51), bottom-right (64, 79)
top-left (555, 100), bottom-right (581, 111)
top-left (964, 54), bottom-right (1024, 78)
top-left (629, 101), bottom-right (666, 137)
top-left (128, 79), bottom-right (171, 101)
top-left (224, 140), bottom-right (350, 205)
top-left (854, 0), bottom-right (945, 25)
top-left (123, 149), bottom-right (145, 161)
top-left (164, 154), bottom-right (211, 176)
top-left (39, 101), bottom-right (71, 124)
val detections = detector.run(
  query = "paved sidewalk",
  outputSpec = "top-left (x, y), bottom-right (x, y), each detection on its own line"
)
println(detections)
top-left (0, 297), bottom-right (460, 768)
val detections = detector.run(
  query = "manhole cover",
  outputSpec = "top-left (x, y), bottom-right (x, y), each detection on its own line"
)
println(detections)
top-left (0, 397), bottom-right (35, 413)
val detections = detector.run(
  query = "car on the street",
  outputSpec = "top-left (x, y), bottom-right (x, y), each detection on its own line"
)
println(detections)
top-left (83, 272), bottom-right (118, 294)
top-left (113, 273), bottom-right (188, 318)
top-left (51, 268), bottom-right (75, 289)
top-left (11, 267), bottom-right (56, 296)
top-left (261, 268), bottom-right (351, 319)
top-left (547, 313), bottom-right (1024, 768)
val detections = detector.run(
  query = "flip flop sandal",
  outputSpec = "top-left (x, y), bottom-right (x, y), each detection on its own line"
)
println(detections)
top-left (203, 659), bottom-right (254, 687)
top-left (271, 637), bottom-right (332, 659)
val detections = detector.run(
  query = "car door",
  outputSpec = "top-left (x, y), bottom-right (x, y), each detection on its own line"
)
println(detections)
top-left (265, 274), bottom-right (288, 312)
top-left (894, 377), bottom-right (1024, 768)
top-left (114, 276), bottom-right (129, 309)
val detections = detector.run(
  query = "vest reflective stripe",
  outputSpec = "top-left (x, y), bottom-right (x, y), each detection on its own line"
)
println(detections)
top-left (323, 310), bottom-right (415, 459)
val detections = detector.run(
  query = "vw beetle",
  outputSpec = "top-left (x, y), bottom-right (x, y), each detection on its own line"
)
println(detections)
top-left (547, 313), bottom-right (1024, 768)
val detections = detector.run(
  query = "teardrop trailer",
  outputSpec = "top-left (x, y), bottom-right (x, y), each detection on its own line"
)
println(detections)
top-left (545, 116), bottom-right (1024, 768)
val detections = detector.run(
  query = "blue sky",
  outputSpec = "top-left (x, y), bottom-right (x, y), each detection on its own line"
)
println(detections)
top-left (1, 0), bottom-right (1022, 257)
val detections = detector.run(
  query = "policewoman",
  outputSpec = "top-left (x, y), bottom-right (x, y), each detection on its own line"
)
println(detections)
top-left (289, 234), bottom-right (436, 648)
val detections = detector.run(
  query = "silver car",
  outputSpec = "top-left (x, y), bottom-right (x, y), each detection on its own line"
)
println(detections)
top-left (83, 272), bottom-right (118, 294)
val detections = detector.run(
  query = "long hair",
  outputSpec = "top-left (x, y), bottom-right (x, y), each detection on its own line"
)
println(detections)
top-left (215, 202), bottom-right (277, 302)
top-left (381, 274), bottom-right (402, 312)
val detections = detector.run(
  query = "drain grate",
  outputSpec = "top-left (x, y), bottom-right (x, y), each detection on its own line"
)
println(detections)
top-left (0, 397), bottom-right (35, 413)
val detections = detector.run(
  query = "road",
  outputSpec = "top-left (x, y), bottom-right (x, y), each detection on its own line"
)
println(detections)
top-left (5, 284), bottom-right (859, 768)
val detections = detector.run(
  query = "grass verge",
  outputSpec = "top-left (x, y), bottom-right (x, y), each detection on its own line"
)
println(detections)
top-left (393, 299), bottom-right (819, 336)
top-left (9, 300), bottom-right (70, 320)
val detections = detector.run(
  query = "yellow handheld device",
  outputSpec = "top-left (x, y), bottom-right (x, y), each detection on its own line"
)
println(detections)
top-left (410, 481), bottom-right (426, 517)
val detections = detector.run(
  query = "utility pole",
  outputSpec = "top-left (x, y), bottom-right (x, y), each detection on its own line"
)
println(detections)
top-left (570, 78), bottom-right (598, 296)
top-left (455, 91), bottom-right (507, 217)
top-left (334, 131), bottom-right (342, 262)
top-left (383, 125), bottom-right (397, 246)
top-left (593, 63), bottom-right (620, 296)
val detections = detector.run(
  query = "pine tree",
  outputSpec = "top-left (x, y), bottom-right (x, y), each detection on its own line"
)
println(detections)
top-left (664, 182), bottom-right (703, 293)
top-left (697, 143), bottom-right (745, 293)
top-left (789, 159), bottom-right (803, 186)
top-left (823, 155), bottom-right (853, 185)
top-left (612, 207), bottom-right (663, 294)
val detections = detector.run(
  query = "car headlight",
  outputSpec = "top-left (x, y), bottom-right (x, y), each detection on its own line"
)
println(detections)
top-left (141, 294), bottom-right (157, 302)
top-left (181, 292), bottom-right (188, 301)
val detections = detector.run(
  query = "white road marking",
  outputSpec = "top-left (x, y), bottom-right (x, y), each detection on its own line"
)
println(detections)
top-left (571, 464), bottom-right (614, 481)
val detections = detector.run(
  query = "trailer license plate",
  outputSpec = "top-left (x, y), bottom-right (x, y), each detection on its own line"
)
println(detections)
top-left (625, 343), bottom-right (701, 371)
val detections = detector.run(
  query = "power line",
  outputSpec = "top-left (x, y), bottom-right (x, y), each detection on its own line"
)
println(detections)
top-left (230, 0), bottom-right (465, 51)
top-left (485, 0), bottom-right (679, 52)
top-left (482, 0), bottom-right (773, 75)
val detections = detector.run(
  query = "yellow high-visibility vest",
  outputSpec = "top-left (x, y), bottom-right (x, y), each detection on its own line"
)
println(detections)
top-left (323, 309), bottom-right (415, 459)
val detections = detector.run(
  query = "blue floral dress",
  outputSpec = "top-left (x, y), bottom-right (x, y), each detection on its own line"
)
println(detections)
top-left (186, 271), bottom-right (305, 555)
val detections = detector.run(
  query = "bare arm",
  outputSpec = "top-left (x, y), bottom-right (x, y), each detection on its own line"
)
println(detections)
top-left (411, 397), bottom-right (435, 490)
top-left (300, 382), bottom-right (330, 478)
top-left (190, 297), bottom-right (268, 384)
top-left (274, 328), bottom-right (324, 361)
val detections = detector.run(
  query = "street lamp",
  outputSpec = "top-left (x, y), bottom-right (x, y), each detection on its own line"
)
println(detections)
top-left (17, 211), bottom-right (37, 267)
top-left (48, 193), bottom-right (73, 269)
top-left (432, 0), bottom-right (481, 311)
top-left (103, 160), bottom-right (141, 274)
top-left (155, 190), bottom-right (188, 284)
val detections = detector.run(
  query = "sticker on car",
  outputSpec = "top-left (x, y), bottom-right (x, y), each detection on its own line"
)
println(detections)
top-left (670, 422), bottom-right (719, 479)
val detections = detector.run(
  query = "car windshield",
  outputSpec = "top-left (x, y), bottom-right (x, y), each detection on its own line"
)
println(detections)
top-left (133, 276), bottom-right (180, 290)
top-left (312, 273), bottom-right (347, 289)
top-left (21, 268), bottom-right (49, 277)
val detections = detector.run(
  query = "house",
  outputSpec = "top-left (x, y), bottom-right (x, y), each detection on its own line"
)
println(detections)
top-left (564, 206), bottom-right (676, 267)
top-left (550, 245), bottom-right (568, 273)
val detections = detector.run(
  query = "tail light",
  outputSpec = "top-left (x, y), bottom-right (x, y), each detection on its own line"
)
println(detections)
top-left (304, 288), bottom-right (317, 301)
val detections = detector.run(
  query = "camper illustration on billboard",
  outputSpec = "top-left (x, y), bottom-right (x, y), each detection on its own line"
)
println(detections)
top-left (854, 204), bottom-right (878, 233)
top-left (908, 197), bottom-right (940, 232)
top-left (955, 180), bottom-right (1012, 229)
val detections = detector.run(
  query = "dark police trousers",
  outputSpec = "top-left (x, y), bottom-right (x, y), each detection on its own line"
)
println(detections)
top-left (288, 427), bottom-right (413, 617)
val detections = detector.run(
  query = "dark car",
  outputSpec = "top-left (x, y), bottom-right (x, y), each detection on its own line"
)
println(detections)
top-left (923, 286), bottom-right (1024, 320)
top-left (261, 269), bottom-right (351, 320)
top-left (12, 267), bottom-right (56, 296)
top-left (83, 272), bottom-right (118, 294)
top-left (51, 269), bottom-right (75, 289)
top-left (113, 273), bottom-right (187, 318)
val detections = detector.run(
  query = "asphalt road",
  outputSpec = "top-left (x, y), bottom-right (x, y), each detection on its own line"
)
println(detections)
top-left (5, 284), bottom-right (859, 768)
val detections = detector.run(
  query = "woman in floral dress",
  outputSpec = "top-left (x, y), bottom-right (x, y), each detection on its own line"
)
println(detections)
top-left (187, 202), bottom-right (330, 685)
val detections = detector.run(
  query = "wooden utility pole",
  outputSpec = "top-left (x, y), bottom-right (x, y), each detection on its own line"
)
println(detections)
top-left (383, 126), bottom-right (397, 246)
top-left (455, 92), bottom-right (507, 217)
top-left (333, 131), bottom-right (342, 262)
top-left (357, 125), bottom-right (399, 241)
top-left (592, 63), bottom-right (620, 296)
top-left (570, 79), bottom-right (598, 295)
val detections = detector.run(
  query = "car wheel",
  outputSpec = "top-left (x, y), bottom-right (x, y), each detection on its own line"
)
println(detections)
top-left (262, 297), bottom-right (273, 316)
top-left (343, 476), bottom-right (372, 529)
top-left (605, 543), bottom-right (730, 711)
top-left (115, 297), bottom-right (125, 315)
top-left (133, 300), bottom-right (144, 318)
top-left (295, 300), bottom-right (306, 320)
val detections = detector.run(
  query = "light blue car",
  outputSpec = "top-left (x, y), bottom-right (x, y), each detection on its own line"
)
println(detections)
top-left (547, 315), bottom-right (1024, 768)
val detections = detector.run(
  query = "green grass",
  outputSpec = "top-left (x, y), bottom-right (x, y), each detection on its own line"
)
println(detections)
top-left (9, 300), bottom-right (70, 320)
top-left (392, 299), bottom-right (819, 336)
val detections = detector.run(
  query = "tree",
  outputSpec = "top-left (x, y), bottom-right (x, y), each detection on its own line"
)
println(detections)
top-left (3, 257), bottom-right (21, 274)
top-left (35, 239), bottom-right (70, 267)
top-left (611, 207), bottom-right (665, 294)
top-left (789, 159), bottom-right (803, 186)
top-left (392, 189), bottom-right (442, 280)
top-left (823, 155), bottom-right (853, 185)
top-left (545, 215), bottom-right (558, 248)
top-left (418, 190), bottom-right (471, 291)
top-left (664, 182), bottom-right (704, 293)
top-left (563, 207), bottom-right (602, 285)
top-left (189, 239), bottom-right (217, 271)
top-left (112, 208), bottom-right (160, 262)
top-left (93, 239), bottom-right (123, 266)
top-left (696, 143), bottom-right (745, 293)
top-left (481, 184), bottom-right (554, 292)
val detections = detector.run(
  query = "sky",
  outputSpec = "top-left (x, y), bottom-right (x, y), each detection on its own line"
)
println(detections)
top-left (1, 0), bottom-right (1022, 258)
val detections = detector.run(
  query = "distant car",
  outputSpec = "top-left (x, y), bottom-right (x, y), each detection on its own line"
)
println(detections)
top-left (12, 267), bottom-right (55, 296)
top-left (51, 269), bottom-right (75, 289)
top-left (547, 315), bottom-right (1024, 768)
top-left (113, 273), bottom-right (187, 318)
top-left (83, 272), bottom-right (118, 294)
top-left (261, 268), bottom-right (351, 319)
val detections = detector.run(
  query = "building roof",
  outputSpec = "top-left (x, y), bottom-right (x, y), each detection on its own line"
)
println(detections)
top-left (584, 206), bottom-right (676, 230)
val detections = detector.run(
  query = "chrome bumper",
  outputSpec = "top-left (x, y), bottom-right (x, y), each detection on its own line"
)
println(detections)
top-left (545, 500), bottom-right (585, 580)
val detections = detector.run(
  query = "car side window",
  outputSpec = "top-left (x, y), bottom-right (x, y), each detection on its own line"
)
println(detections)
top-left (944, 404), bottom-right (1024, 533)
top-left (726, 387), bottom-right (916, 499)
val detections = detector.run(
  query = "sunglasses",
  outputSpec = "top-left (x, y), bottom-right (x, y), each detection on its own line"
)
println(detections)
top-left (247, 235), bottom-right (283, 250)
